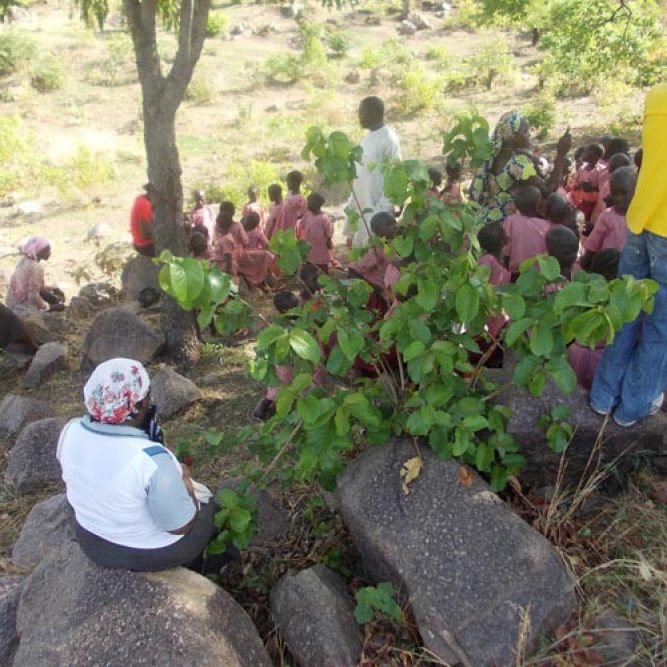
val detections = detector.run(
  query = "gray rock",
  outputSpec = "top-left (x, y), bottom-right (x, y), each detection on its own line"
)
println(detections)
top-left (336, 439), bottom-right (576, 667)
top-left (14, 541), bottom-right (272, 667)
top-left (0, 394), bottom-right (52, 438)
top-left (120, 254), bottom-right (161, 301)
top-left (78, 282), bottom-right (118, 306)
top-left (398, 19), bottom-right (417, 35)
top-left (151, 366), bottom-right (203, 418)
top-left (496, 380), bottom-right (667, 487)
top-left (271, 565), bottom-right (362, 667)
top-left (12, 494), bottom-right (76, 568)
top-left (81, 307), bottom-right (163, 371)
top-left (364, 15), bottom-right (382, 26)
top-left (23, 342), bottom-right (67, 388)
top-left (345, 70), bottom-right (361, 84)
top-left (7, 418), bottom-right (64, 492)
top-left (67, 296), bottom-right (95, 319)
top-left (407, 12), bottom-right (432, 29)
top-left (592, 613), bottom-right (639, 665)
top-left (85, 222), bottom-right (111, 245)
top-left (10, 306), bottom-right (58, 345)
top-left (0, 576), bottom-right (25, 665)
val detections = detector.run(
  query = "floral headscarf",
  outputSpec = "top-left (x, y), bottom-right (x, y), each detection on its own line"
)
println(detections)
top-left (18, 236), bottom-right (50, 260)
top-left (84, 358), bottom-right (150, 425)
top-left (469, 111), bottom-right (537, 223)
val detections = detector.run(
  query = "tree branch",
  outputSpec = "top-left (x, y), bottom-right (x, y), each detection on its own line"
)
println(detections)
top-left (124, 0), bottom-right (162, 93)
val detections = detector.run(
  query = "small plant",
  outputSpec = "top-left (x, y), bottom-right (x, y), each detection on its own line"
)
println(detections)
top-left (424, 42), bottom-right (451, 65)
top-left (0, 31), bottom-right (36, 76)
top-left (94, 241), bottom-right (133, 277)
top-left (185, 76), bottom-right (215, 104)
top-left (262, 53), bottom-right (301, 84)
top-left (325, 29), bottom-right (350, 58)
top-left (206, 11), bottom-right (229, 37)
top-left (393, 66), bottom-right (443, 115)
top-left (467, 38), bottom-right (517, 90)
top-left (30, 56), bottom-right (67, 93)
top-left (208, 484), bottom-right (259, 553)
top-left (521, 93), bottom-right (556, 140)
top-left (538, 405), bottom-right (574, 453)
top-left (354, 582), bottom-right (403, 624)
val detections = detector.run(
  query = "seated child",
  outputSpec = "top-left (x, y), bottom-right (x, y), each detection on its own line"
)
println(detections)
top-left (190, 231), bottom-right (212, 260)
top-left (348, 212), bottom-right (400, 295)
top-left (243, 212), bottom-right (270, 250)
top-left (243, 186), bottom-right (265, 228)
top-left (546, 193), bottom-right (579, 235)
top-left (590, 152), bottom-right (632, 224)
top-left (546, 225), bottom-right (580, 282)
top-left (442, 162), bottom-right (463, 204)
top-left (582, 166), bottom-right (636, 266)
top-left (216, 202), bottom-right (248, 248)
top-left (299, 192), bottom-right (333, 273)
top-left (588, 249), bottom-right (620, 282)
top-left (571, 143), bottom-right (606, 221)
top-left (503, 186), bottom-right (553, 276)
top-left (477, 222), bottom-right (510, 343)
top-left (280, 171), bottom-right (307, 232)
top-left (264, 183), bottom-right (283, 239)
top-left (427, 168), bottom-right (443, 198)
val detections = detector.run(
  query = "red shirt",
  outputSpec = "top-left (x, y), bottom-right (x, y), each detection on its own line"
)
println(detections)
top-left (130, 194), bottom-right (153, 247)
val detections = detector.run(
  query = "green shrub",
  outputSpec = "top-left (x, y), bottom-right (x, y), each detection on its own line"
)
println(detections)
top-left (325, 29), bottom-right (350, 58)
top-left (467, 38), bottom-right (517, 90)
top-left (424, 42), bottom-right (451, 65)
top-left (263, 52), bottom-right (301, 83)
top-left (521, 93), bottom-right (556, 140)
top-left (359, 38), bottom-right (412, 70)
top-left (0, 115), bottom-right (39, 195)
top-left (206, 11), bottom-right (228, 37)
top-left (300, 22), bottom-right (327, 67)
top-left (30, 56), bottom-right (67, 93)
top-left (185, 76), bottom-right (215, 104)
top-left (0, 31), bottom-right (36, 77)
top-left (393, 66), bottom-right (443, 115)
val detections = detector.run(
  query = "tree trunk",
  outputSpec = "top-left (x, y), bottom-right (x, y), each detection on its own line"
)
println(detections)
top-left (124, 0), bottom-right (211, 364)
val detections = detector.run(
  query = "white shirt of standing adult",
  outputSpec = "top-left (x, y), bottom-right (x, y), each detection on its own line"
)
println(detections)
top-left (345, 96), bottom-right (402, 248)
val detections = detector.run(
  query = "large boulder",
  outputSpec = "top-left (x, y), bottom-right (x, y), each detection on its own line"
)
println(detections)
top-left (7, 418), bottom-right (64, 492)
top-left (0, 576), bottom-right (25, 665)
top-left (81, 307), bottom-right (163, 371)
top-left (151, 366), bottom-right (203, 418)
top-left (336, 439), bottom-right (576, 667)
top-left (271, 565), bottom-right (362, 667)
top-left (121, 254), bottom-right (161, 301)
top-left (14, 541), bottom-right (272, 667)
top-left (22, 342), bottom-right (68, 388)
top-left (0, 394), bottom-right (52, 438)
top-left (12, 494), bottom-right (76, 568)
top-left (78, 282), bottom-right (118, 307)
top-left (6, 306), bottom-right (57, 345)
top-left (496, 380), bottom-right (667, 487)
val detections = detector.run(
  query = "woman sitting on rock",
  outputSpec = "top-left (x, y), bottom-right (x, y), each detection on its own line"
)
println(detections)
top-left (57, 358), bottom-right (231, 573)
top-left (6, 236), bottom-right (64, 313)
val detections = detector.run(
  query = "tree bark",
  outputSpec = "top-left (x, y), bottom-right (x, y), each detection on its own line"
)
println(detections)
top-left (124, 0), bottom-right (211, 364)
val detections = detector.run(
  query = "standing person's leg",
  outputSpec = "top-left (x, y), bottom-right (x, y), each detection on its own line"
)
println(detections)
top-left (612, 231), bottom-right (667, 423)
top-left (590, 232), bottom-right (650, 413)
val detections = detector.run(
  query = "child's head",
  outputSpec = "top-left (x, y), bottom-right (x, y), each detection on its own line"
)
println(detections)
top-left (268, 183), bottom-right (282, 203)
top-left (219, 200), bottom-right (235, 217)
top-left (273, 290), bottom-right (299, 314)
top-left (588, 249), bottom-right (620, 282)
top-left (513, 185), bottom-right (541, 217)
top-left (582, 143), bottom-right (604, 166)
top-left (191, 222), bottom-right (210, 240)
top-left (477, 221), bottom-right (508, 257)
top-left (286, 170), bottom-right (304, 193)
top-left (243, 211), bottom-right (261, 232)
top-left (609, 166), bottom-right (636, 214)
top-left (216, 206), bottom-right (234, 233)
top-left (607, 152), bottom-right (631, 174)
top-left (574, 146), bottom-right (586, 168)
top-left (546, 192), bottom-right (571, 225)
top-left (298, 262), bottom-right (320, 296)
top-left (428, 168), bottom-right (443, 189)
top-left (358, 96), bottom-right (385, 130)
top-left (605, 137), bottom-right (630, 160)
top-left (190, 231), bottom-right (208, 258)
top-left (307, 192), bottom-right (325, 214)
top-left (634, 147), bottom-right (643, 171)
top-left (546, 226), bottom-right (579, 271)
top-left (247, 186), bottom-right (259, 202)
top-left (445, 162), bottom-right (461, 181)
top-left (370, 211), bottom-right (398, 240)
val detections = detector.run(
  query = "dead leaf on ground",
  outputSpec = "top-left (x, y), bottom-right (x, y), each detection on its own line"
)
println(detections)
top-left (400, 456), bottom-right (422, 495)
top-left (458, 465), bottom-right (474, 487)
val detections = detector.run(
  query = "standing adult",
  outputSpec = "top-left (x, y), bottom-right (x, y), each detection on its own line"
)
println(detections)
top-left (130, 183), bottom-right (156, 257)
top-left (590, 84), bottom-right (667, 426)
top-left (344, 96), bottom-right (402, 248)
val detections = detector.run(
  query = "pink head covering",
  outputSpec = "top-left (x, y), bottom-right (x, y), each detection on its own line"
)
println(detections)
top-left (83, 358), bottom-right (151, 425)
top-left (18, 236), bottom-right (50, 260)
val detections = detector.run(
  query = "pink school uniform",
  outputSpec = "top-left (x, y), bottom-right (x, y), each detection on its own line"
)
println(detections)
top-left (280, 193), bottom-right (307, 232)
top-left (264, 202), bottom-right (283, 239)
top-left (478, 254), bottom-right (510, 338)
top-left (590, 174), bottom-right (611, 225)
top-left (243, 201), bottom-right (265, 227)
top-left (583, 207), bottom-right (628, 253)
top-left (349, 247), bottom-right (399, 292)
top-left (300, 211), bottom-right (333, 270)
top-left (503, 214), bottom-right (553, 274)
top-left (246, 228), bottom-right (270, 251)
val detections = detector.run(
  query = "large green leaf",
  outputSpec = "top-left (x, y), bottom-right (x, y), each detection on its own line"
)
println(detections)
top-left (455, 284), bottom-right (480, 324)
top-left (289, 329), bottom-right (321, 364)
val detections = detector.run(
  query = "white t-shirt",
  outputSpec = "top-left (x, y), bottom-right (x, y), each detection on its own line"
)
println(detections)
top-left (57, 417), bottom-right (197, 550)
top-left (345, 125), bottom-right (402, 247)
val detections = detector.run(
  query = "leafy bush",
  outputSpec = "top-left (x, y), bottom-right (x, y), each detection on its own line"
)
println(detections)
top-left (354, 583), bottom-right (403, 624)
top-left (30, 55), bottom-right (67, 93)
top-left (393, 66), bottom-right (443, 115)
top-left (206, 11), bottom-right (229, 37)
top-left (263, 52), bottom-right (301, 84)
top-left (325, 29), bottom-right (350, 58)
top-left (521, 93), bottom-right (556, 140)
top-left (467, 37), bottom-right (517, 90)
top-left (185, 76), bottom-right (215, 104)
top-left (0, 30), bottom-right (36, 76)
top-left (359, 38), bottom-right (412, 70)
top-left (0, 114), bottom-right (40, 195)
top-left (424, 42), bottom-right (451, 65)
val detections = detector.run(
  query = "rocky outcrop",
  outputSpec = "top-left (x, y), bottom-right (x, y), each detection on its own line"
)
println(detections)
top-left (336, 438), bottom-right (576, 667)
top-left (22, 342), bottom-right (68, 388)
top-left (81, 307), bottom-right (163, 371)
top-left (0, 577), bottom-right (25, 665)
top-left (151, 366), bottom-right (203, 418)
top-left (0, 395), bottom-right (52, 438)
top-left (12, 494), bottom-right (76, 568)
top-left (14, 541), bottom-right (272, 667)
top-left (271, 565), bottom-right (362, 667)
top-left (121, 255), bottom-right (161, 301)
top-left (6, 418), bottom-right (64, 492)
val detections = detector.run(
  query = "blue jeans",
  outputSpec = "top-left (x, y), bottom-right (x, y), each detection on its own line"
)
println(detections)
top-left (590, 230), bottom-right (667, 422)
